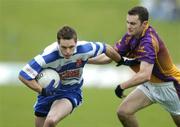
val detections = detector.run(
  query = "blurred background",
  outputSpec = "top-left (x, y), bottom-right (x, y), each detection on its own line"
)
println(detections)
top-left (0, 0), bottom-right (180, 127)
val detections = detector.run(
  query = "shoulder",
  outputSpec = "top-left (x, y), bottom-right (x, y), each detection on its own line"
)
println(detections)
top-left (76, 40), bottom-right (91, 46)
top-left (116, 33), bottom-right (133, 48)
top-left (40, 42), bottom-right (61, 63)
top-left (43, 42), bottom-right (59, 55)
top-left (76, 41), bottom-right (94, 53)
top-left (141, 26), bottom-right (160, 51)
top-left (44, 42), bottom-right (58, 53)
top-left (143, 26), bottom-right (159, 40)
top-left (121, 33), bottom-right (133, 43)
top-left (75, 40), bottom-right (106, 56)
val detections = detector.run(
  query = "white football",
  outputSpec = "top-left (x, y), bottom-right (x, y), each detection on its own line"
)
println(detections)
top-left (36, 69), bottom-right (60, 88)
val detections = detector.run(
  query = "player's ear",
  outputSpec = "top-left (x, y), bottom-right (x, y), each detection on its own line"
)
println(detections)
top-left (142, 21), bottom-right (148, 27)
top-left (57, 40), bottom-right (60, 44)
top-left (74, 38), bottom-right (77, 44)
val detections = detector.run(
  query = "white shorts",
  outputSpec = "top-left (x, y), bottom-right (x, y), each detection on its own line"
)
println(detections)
top-left (137, 82), bottom-right (180, 115)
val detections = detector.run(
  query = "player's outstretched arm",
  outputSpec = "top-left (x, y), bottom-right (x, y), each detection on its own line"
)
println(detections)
top-left (88, 54), bottom-right (112, 64)
top-left (105, 44), bottom-right (122, 63)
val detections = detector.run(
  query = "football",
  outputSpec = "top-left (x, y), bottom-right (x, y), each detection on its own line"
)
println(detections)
top-left (36, 69), bottom-right (60, 88)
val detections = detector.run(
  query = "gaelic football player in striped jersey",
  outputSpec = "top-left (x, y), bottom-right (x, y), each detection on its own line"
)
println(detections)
top-left (19, 26), bottom-right (121, 127)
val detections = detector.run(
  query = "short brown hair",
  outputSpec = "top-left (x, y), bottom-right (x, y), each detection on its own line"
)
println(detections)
top-left (128, 6), bottom-right (149, 23)
top-left (57, 26), bottom-right (77, 43)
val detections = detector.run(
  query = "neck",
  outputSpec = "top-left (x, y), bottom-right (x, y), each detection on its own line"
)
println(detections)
top-left (134, 32), bottom-right (142, 39)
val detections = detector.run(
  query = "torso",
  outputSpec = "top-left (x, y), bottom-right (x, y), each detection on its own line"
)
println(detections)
top-left (116, 25), bottom-right (180, 85)
top-left (21, 41), bottom-right (106, 90)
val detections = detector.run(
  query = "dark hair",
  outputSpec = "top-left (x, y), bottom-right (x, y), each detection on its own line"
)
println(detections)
top-left (128, 6), bottom-right (149, 23)
top-left (57, 26), bottom-right (77, 43)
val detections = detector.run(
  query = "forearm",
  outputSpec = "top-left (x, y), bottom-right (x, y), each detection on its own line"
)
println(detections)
top-left (120, 72), bottom-right (150, 89)
top-left (105, 44), bottom-right (121, 63)
top-left (18, 75), bottom-right (42, 93)
top-left (120, 61), bottom-right (153, 89)
top-left (88, 54), bottom-right (112, 64)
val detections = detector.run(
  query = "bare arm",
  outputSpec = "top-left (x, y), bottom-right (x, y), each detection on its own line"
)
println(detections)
top-left (105, 44), bottom-right (121, 63)
top-left (120, 61), bottom-right (154, 89)
top-left (88, 54), bottom-right (112, 64)
top-left (18, 75), bottom-right (42, 93)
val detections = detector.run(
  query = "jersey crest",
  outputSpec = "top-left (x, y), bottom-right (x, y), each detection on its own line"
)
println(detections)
top-left (76, 59), bottom-right (83, 67)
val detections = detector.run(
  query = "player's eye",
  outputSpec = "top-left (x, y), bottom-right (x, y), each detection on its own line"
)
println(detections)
top-left (69, 46), bottom-right (75, 49)
top-left (130, 22), bottom-right (136, 25)
top-left (127, 21), bottom-right (136, 26)
top-left (61, 46), bottom-right (67, 49)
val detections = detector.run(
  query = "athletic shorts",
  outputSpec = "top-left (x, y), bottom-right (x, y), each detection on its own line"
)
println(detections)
top-left (137, 82), bottom-right (180, 115)
top-left (34, 88), bottom-right (82, 117)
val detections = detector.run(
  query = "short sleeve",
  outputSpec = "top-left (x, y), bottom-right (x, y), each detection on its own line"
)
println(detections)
top-left (137, 37), bottom-right (157, 64)
top-left (115, 34), bottom-right (131, 56)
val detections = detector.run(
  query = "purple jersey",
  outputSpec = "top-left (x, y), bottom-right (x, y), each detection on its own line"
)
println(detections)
top-left (115, 25), bottom-right (180, 87)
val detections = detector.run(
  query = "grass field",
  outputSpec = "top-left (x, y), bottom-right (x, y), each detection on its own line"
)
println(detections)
top-left (0, 85), bottom-right (175, 127)
top-left (0, 0), bottom-right (179, 127)
top-left (1, 0), bottom-right (180, 63)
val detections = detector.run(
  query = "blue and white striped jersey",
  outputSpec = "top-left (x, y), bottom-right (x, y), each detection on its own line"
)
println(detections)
top-left (19, 41), bottom-right (106, 90)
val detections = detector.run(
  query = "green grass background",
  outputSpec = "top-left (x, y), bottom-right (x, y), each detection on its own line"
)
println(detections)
top-left (1, 0), bottom-right (180, 63)
top-left (0, 0), bottom-right (180, 127)
top-left (0, 85), bottom-right (175, 127)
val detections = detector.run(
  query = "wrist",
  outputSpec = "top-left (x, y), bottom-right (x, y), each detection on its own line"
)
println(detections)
top-left (119, 84), bottom-right (125, 89)
top-left (115, 84), bottom-right (124, 98)
top-left (119, 57), bottom-right (124, 63)
top-left (116, 57), bottom-right (124, 66)
top-left (38, 87), bottom-right (43, 94)
top-left (120, 83), bottom-right (128, 90)
top-left (122, 83), bottom-right (130, 89)
top-left (41, 88), bottom-right (46, 96)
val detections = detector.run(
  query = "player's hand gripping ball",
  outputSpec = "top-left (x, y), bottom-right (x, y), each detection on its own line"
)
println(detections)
top-left (36, 69), bottom-right (60, 89)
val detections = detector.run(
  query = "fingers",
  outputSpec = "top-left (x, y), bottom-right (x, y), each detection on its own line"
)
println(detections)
top-left (121, 94), bottom-right (126, 98)
top-left (50, 79), bottom-right (55, 85)
top-left (47, 79), bottom-right (55, 89)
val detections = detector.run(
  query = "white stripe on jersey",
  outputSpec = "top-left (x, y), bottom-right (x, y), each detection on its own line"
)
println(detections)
top-left (20, 41), bottom-right (106, 86)
top-left (43, 42), bottom-right (59, 56)
top-left (22, 64), bottom-right (38, 79)
top-left (96, 42), bottom-right (106, 56)
top-left (77, 41), bottom-right (105, 58)
top-left (34, 55), bottom-right (46, 67)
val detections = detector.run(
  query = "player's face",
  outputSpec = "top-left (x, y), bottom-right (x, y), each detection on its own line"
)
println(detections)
top-left (126, 14), bottom-right (147, 38)
top-left (59, 39), bottom-right (76, 59)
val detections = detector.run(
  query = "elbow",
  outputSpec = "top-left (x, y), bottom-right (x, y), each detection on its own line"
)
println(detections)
top-left (106, 59), bottom-right (113, 64)
top-left (139, 71), bottom-right (151, 82)
top-left (144, 74), bottom-right (151, 82)
top-left (18, 74), bottom-right (27, 83)
top-left (18, 75), bottom-right (29, 86)
top-left (18, 75), bottom-right (23, 82)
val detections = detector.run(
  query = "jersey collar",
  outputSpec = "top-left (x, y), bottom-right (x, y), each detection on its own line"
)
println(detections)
top-left (140, 23), bottom-right (149, 38)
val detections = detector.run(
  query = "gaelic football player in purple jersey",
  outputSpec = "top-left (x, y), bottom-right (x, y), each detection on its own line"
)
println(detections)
top-left (113, 6), bottom-right (180, 127)
top-left (87, 5), bottom-right (180, 127)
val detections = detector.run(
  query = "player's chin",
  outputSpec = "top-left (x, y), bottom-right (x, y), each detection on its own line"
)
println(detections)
top-left (64, 55), bottom-right (71, 59)
top-left (127, 31), bottom-right (134, 36)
